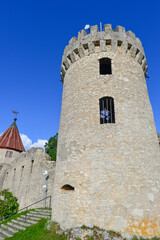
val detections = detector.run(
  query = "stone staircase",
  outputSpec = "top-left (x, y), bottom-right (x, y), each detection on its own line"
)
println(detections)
top-left (0, 209), bottom-right (51, 239)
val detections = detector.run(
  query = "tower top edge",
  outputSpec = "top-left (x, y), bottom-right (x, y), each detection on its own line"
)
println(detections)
top-left (60, 24), bottom-right (147, 82)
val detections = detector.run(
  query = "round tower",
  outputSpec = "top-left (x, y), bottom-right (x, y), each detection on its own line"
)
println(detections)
top-left (52, 24), bottom-right (160, 237)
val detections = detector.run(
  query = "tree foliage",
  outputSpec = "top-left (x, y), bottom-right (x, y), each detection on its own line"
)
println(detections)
top-left (0, 189), bottom-right (19, 219)
top-left (45, 133), bottom-right (58, 161)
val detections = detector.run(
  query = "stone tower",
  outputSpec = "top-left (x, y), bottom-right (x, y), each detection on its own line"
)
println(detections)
top-left (52, 24), bottom-right (160, 237)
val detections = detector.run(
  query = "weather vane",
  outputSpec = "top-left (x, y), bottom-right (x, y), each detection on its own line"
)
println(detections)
top-left (11, 110), bottom-right (19, 119)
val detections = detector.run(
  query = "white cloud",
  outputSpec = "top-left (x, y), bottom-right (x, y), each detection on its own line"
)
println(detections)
top-left (20, 134), bottom-right (48, 151)
top-left (20, 134), bottom-right (32, 150)
top-left (30, 139), bottom-right (48, 149)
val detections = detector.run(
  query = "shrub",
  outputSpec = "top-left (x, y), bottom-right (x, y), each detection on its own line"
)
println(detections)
top-left (0, 189), bottom-right (19, 219)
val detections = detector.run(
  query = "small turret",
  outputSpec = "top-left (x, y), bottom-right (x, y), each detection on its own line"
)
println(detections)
top-left (0, 118), bottom-right (25, 153)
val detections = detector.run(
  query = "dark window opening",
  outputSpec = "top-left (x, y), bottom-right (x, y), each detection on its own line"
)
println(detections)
top-left (117, 40), bottom-right (122, 47)
top-left (136, 49), bottom-right (140, 57)
top-left (99, 58), bottom-right (112, 75)
top-left (128, 43), bottom-right (132, 50)
top-left (5, 151), bottom-right (13, 157)
top-left (106, 39), bottom-right (111, 46)
top-left (61, 184), bottom-right (75, 191)
top-left (99, 97), bottom-right (115, 124)
top-left (20, 166), bottom-right (24, 179)
top-left (94, 41), bottom-right (100, 47)
top-left (30, 160), bottom-right (34, 173)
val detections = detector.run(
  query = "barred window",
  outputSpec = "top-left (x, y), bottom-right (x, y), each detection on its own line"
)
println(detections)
top-left (99, 58), bottom-right (112, 75)
top-left (5, 151), bottom-right (13, 157)
top-left (99, 97), bottom-right (115, 124)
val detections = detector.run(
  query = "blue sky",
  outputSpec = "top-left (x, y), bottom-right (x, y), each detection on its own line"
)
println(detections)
top-left (0, 0), bottom-right (159, 149)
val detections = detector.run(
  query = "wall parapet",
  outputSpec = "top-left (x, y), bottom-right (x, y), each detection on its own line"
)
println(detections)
top-left (61, 24), bottom-right (147, 82)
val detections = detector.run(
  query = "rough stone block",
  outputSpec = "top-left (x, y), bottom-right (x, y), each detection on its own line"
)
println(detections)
top-left (88, 42), bottom-right (94, 54)
top-left (103, 24), bottom-right (112, 32)
top-left (90, 25), bottom-right (99, 34)
top-left (126, 31), bottom-right (136, 39)
top-left (115, 25), bottom-right (125, 33)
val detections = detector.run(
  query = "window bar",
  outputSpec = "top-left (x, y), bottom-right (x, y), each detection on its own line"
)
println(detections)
top-left (100, 99), bottom-right (102, 124)
top-left (106, 98), bottom-right (109, 123)
top-left (102, 99), bottom-right (105, 124)
top-left (109, 98), bottom-right (111, 123)
top-left (113, 99), bottom-right (115, 123)
top-left (110, 98), bottom-right (112, 123)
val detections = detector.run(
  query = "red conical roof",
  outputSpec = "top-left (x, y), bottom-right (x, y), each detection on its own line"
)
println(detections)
top-left (0, 118), bottom-right (25, 152)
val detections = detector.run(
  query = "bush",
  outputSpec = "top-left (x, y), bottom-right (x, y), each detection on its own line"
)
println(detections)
top-left (0, 189), bottom-right (19, 219)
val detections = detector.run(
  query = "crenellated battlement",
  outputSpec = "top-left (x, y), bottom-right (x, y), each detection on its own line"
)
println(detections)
top-left (61, 24), bottom-right (148, 82)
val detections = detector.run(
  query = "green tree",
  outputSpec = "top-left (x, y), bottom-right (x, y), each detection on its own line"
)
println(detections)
top-left (0, 189), bottom-right (19, 219)
top-left (45, 133), bottom-right (58, 161)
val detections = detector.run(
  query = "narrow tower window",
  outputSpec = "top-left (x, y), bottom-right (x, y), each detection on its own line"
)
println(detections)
top-left (99, 97), bottom-right (115, 124)
top-left (99, 58), bottom-right (112, 75)
top-left (61, 184), bottom-right (75, 191)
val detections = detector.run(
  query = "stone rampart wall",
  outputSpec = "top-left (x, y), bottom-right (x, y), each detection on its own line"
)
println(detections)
top-left (2, 148), bottom-right (56, 209)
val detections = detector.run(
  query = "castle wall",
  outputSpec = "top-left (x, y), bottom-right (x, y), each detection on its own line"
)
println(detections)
top-left (2, 148), bottom-right (56, 209)
top-left (0, 164), bottom-right (10, 191)
top-left (52, 25), bottom-right (160, 237)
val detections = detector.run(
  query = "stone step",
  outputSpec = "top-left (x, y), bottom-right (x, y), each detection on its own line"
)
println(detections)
top-left (21, 215), bottom-right (41, 221)
top-left (0, 232), bottom-right (6, 240)
top-left (17, 217), bottom-right (38, 224)
top-left (27, 213), bottom-right (49, 218)
top-left (7, 222), bottom-right (26, 230)
top-left (0, 208), bottom-right (51, 239)
top-left (1, 224), bottom-right (18, 234)
top-left (36, 209), bottom-right (52, 213)
top-left (30, 211), bottom-right (51, 216)
top-left (12, 219), bottom-right (31, 227)
top-left (0, 227), bottom-right (13, 237)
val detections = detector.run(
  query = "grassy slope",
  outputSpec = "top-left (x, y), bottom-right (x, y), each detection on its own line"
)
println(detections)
top-left (5, 219), bottom-right (67, 240)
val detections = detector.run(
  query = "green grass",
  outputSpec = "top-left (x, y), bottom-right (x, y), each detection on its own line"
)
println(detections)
top-left (5, 219), bottom-right (67, 240)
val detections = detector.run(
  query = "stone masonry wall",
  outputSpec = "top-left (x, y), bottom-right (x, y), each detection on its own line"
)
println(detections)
top-left (52, 24), bottom-right (160, 237)
top-left (2, 148), bottom-right (56, 209)
top-left (158, 134), bottom-right (160, 146)
top-left (0, 164), bottom-right (10, 191)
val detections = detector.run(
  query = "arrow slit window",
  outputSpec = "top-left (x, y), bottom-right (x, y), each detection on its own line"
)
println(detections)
top-left (99, 58), bottom-right (112, 75)
top-left (99, 97), bottom-right (115, 124)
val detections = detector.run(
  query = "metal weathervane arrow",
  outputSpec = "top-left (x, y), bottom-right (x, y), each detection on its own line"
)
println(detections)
top-left (11, 110), bottom-right (19, 118)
